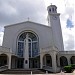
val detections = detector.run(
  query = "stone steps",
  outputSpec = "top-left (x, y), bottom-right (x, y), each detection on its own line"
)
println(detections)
top-left (0, 69), bottom-right (45, 74)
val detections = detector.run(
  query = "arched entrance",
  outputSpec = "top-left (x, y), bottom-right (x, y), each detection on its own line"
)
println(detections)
top-left (60, 56), bottom-right (68, 67)
top-left (17, 31), bottom-right (39, 68)
top-left (43, 54), bottom-right (52, 67)
top-left (70, 56), bottom-right (75, 64)
top-left (56, 55), bottom-right (59, 67)
top-left (0, 54), bottom-right (8, 66)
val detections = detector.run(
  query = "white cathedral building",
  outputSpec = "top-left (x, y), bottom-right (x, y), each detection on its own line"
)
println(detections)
top-left (0, 5), bottom-right (75, 72)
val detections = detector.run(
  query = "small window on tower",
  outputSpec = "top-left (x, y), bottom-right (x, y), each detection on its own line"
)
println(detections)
top-left (49, 9), bottom-right (51, 12)
top-left (54, 8), bottom-right (56, 11)
top-left (52, 8), bottom-right (54, 12)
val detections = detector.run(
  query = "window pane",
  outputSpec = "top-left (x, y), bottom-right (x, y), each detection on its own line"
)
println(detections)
top-left (18, 42), bottom-right (24, 57)
top-left (28, 32), bottom-right (37, 41)
top-left (17, 32), bottom-right (39, 58)
top-left (29, 43), bottom-right (31, 57)
top-left (19, 33), bottom-right (26, 41)
top-left (32, 42), bottom-right (38, 57)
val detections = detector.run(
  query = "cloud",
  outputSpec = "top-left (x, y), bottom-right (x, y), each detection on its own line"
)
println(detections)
top-left (0, 31), bottom-right (4, 46)
top-left (60, 1), bottom-right (75, 50)
top-left (0, 0), bottom-right (47, 26)
top-left (65, 35), bottom-right (74, 50)
top-left (0, 26), bottom-right (4, 46)
top-left (63, 28), bottom-right (75, 50)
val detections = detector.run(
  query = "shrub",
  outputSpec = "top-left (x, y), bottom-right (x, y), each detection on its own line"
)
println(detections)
top-left (71, 64), bottom-right (75, 69)
top-left (64, 65), bottom-right (72, 73)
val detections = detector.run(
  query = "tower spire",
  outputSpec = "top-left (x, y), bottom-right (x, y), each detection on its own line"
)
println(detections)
top-left (50, 3), bottom-right (52, 5)
top-left (27, 17), bottom-right (30, 21)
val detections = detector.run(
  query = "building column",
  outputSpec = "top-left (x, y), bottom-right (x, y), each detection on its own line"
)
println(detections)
top-left (40, 54), bottom-right (43, 69)
top-left (24, 34), bottom-right (29, 69)
top-left (51, 51), bottom-right (57, 73)
top-left (67, 56), bottom-right (71, 65)
top-left (43, 55), bottom-right (46, 66)
top-left (57, 56), bottom-right (60, 67)
top-left (8, 54), bottom-right (11, 69)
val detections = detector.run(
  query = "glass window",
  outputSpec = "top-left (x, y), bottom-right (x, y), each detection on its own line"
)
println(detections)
top-left (18, 42), bottom-right (24, 57)
top-left (52, 8), bottom-right (54, 12)
top-left (29, 42), bottom-right (31, 57)
top-left (17, 32), bottom-right (39, 57)
top-left (32, 42), bottom-right (38, 57)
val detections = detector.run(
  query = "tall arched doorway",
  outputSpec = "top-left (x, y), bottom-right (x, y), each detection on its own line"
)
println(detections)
top-left (0, 54), bottom-right (8, 66)
top-left (43, 54), bottom-right (52, 67)
top-left (60, 56), bottom-right (68, 67)
top-left (17, 31), bottom-right (39, 68)
top-left (70, 56), bottom-right (75, 64)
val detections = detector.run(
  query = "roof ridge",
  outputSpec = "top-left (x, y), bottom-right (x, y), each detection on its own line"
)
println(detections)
top-left (4, 21), bottom-right (51, 28)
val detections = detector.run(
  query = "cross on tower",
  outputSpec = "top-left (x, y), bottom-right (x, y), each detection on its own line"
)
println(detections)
top-left (50, 3), bottom-right (52, 5)
top-left (28, 17), bottom-right (30, 21)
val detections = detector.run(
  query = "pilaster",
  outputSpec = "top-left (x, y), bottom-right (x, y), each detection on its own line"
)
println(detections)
top-left (66, 56), bottom-right (71, 65)
top-left (40, 53), bottom-right (43, 69)
top-left (24, 34), bottom-right (29, 69)
top-left (8, 54), bottom-right (11, 69)
top-left (51, 51), bottom-right (57, 72)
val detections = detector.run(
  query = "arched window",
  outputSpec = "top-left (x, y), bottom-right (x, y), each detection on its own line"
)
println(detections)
top-left (43, 54), bottom-right (52, 67)
top-left (70, 56), bottom-right (75, 64)
top-left (0, 54), bottom-right (8, 66)
top-left (60, 56), bottom-right (68, 67)
top-left (17, 31), bottom-right (39, 57)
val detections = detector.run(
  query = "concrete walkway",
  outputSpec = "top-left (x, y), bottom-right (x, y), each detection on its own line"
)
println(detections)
top-left (0, 73), bottom-right (74, 75)
top-left (0, 70), bottom-right (75, 75)
top-left (31, 70), bottom-right (74, 75)
top-left (47, 70), bottom-right (75, 75)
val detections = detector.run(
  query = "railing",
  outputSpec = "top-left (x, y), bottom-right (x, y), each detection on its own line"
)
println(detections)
top-left (0, 65), bottom-right (8, 72)
top-left (43, 65), bottom-right (53, 72)
top-left (40, 47), bottom-right (52, 53)
top-left (59, 51), bottom-right (75, 54)
top-left (40, 46), bottom-right (58, 54)
top-left (43, 65), bottom-right (52, 69)
top-left (0, 46), bottom-right (10, 53)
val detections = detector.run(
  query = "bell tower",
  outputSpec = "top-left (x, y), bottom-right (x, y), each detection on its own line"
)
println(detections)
top-left (47, 5), bottom-right (64, 51)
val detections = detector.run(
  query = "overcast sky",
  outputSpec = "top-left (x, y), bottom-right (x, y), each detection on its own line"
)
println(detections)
top-left (0, 0), bottom-right (75, 50)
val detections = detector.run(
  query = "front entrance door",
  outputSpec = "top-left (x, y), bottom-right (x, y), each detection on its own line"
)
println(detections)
top-left (29, 57), bottom-right (40, 68)
top-left (17, 59), bottom-right (23, 68)
top-left (18, 32), bottom-right (39, 69)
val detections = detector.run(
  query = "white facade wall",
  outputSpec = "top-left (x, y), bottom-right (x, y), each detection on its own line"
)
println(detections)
top-left (3, 21), bottom-right (53, 54)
